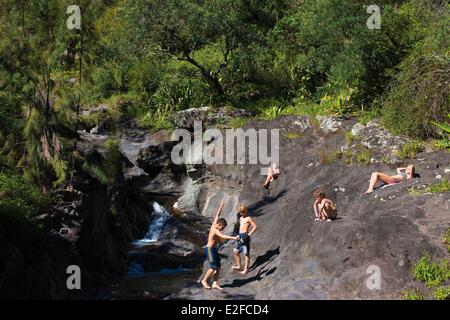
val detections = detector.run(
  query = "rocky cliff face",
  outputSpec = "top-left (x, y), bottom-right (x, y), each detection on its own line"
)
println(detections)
top-left (2, 111), bottom-right (448, 300)
top-left (0, 171), bottom-right (151, 299)
top-left (164, 115), bottom-right (449, 300)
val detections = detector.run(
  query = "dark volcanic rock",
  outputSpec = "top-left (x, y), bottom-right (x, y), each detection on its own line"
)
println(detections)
top-left (129, 242), bottom-right (204, 272)
top-left (169, 116), bottom-right (450, 300)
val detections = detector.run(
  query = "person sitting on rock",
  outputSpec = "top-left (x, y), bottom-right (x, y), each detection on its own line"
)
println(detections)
top-left (263, 163), bottom-right (281, 191)
top-left (201, 199), bottom-right (239, 290)
top-left (363, 164), bottom-right (415, 195)
top-left (313, 189), bottom-right (337, 222)
top-left (233, 204), bottom-right (258, 275)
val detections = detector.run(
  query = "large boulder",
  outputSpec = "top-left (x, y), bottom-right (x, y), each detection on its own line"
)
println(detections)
top-left (347, 120), bottom-right (410, 164)
top-left (171, 106), bottom-right (251, 130)
top-left (317, 115), bottom-right (347, 133)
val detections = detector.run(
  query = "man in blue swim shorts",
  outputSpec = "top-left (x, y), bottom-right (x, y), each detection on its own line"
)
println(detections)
top-left (201, 200), bottom-right (239, 290)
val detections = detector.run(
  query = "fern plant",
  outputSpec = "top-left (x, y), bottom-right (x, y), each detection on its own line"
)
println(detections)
top-left (433, 114), bottom-right (450, 134)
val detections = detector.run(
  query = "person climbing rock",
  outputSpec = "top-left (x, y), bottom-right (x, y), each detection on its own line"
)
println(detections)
top-left (201, 199), bottom-right (239, 290)
top-left (233, 204), bottom-right (258, 275)
top-left (263, 163), bottom-right (281, 193)
top-left (313, 189), bottom-right (338, 222)
top-left (363, 165), bottom-right (415, 195)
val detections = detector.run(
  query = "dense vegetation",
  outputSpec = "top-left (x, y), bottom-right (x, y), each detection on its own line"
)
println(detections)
top-left (0, 1), bottom-right (448, 300)
top-left (0, 1), bottom-right (448, 207)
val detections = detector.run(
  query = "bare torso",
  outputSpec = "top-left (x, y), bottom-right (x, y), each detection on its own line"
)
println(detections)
top-left (207, 227), bottom-right (221, 248)
top-left (239, 216), bottom-right (252, 233)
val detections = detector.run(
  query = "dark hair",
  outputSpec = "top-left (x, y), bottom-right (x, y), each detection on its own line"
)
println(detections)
top-left (217, 218), bottom-right (227, 227)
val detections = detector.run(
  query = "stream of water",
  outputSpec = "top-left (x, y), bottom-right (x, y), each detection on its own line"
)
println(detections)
top-left (132, 202), bottom-right (169, 245)
top-left (112, 201), bottom-right (199, 299)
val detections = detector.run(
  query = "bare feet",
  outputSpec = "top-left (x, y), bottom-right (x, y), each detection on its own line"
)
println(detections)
top-left (232, 265), bottom-right (242, 271)
top-left (240, 269), bottom-right (248, 275)
top-left (326, 219), bottom-right (332, 222)
top-left (201, 279), bottom-right (211, 289)
top-left (315, 218), bottom-right (321, 222)
top-left (363, 190), bottom-right (373, 195)
top-left (211, 282), bottom-right (223, 290)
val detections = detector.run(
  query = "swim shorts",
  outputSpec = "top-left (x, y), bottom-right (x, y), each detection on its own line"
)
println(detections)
top-left (234, 233), bottom-right (251, 255)
top-left (205, 247), bottom-right (221, 270)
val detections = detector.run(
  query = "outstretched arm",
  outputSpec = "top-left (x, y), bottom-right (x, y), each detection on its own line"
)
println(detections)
top-left (212, 199), bottom-right (225, 226)
top-left (213, 228), bottom-right (238, 241)
top-left (248, 217), bottom-right (258, 237)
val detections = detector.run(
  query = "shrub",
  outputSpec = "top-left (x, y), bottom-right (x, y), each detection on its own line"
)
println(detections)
top-left (227, 117), bottom-right (252, 129)
top-left (263, 105), bottom-right (284, 120)
top-left (434, 137), bottom-right (450, 151)
top-left (381, 19), bottom-right (450, 139)
top-left (281, 100), bottom-right (329, 117)
top-left (344, 131), bottom-right (355, 144)
top-left (433, 114), bottom-right (450, 135)
top-left (433, 286), bottom-right (450, 300)
top-left (103, 138), bottom-right (122, 185)
top-left (355, 148), bottom-right (372, 165)
top-left (396, 141), bottom-right (424, 160)
top-left (141, 104), bottom-right (175, 132)
top-left (433, 114), bottom-right (450, 151)
top-left (425, 180), bottom-right (450, 193)
top-left (319, 86), bottom-right (356, 115)
top-left (402, 289), bottom-right (424, 300)
top-left (0, 172), bottom-right (46, 245)
top-left (0, 172), bottom-right (47, 218)
top-left (442, 228), bottom-right (450, 253)
top-left (358, 107), bottom-right (382, 126)
top-left (412, 255), bottom-right (450, 288)
top-left (91, 67), bottom-right (118, 100)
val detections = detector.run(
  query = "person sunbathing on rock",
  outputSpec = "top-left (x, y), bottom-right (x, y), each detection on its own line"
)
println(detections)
top-left (263, 163), bottom-right (281, 192)
top-left (313, 189), bottom-right (337, 222)
top-left (201, 199), bottom-right (239, 290)
top-left (363, 164), bottom-right (415, 195)
top-left (233, 204), bottom-right (258, 275)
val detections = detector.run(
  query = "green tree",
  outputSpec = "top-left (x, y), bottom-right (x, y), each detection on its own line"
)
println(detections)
top-left (117, 0), bottom-right (290, 101)
top-left (272, 0), bottom-right (417, 109)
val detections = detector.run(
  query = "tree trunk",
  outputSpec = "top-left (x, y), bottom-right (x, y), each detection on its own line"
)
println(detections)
top-left (182, 53), bottom-right (225, 98)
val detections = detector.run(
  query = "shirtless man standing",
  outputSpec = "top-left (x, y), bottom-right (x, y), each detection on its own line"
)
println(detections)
top-left (233, 204), bottom-right (258, 275)
top-left (201, 199), bottom-right (239, 290)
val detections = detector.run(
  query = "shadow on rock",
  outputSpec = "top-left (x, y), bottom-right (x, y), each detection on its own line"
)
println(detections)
top-left (248, 190), bottom-right (287, 217)
top-left (249, 246), bottom-right (280, 271)
top-left (223, 267), bottom-right (277, 289)
top-left (222, 246), bottom-right (280, 289)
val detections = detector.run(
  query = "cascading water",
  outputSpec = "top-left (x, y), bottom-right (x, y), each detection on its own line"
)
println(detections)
top-left (133, 202), bottom-right (169, 245)
top-left (114, 200), bottom-right (199, 299)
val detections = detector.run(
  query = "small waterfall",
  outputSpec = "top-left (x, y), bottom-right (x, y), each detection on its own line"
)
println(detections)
top-left (133, 202), bottom-right (169, 245)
